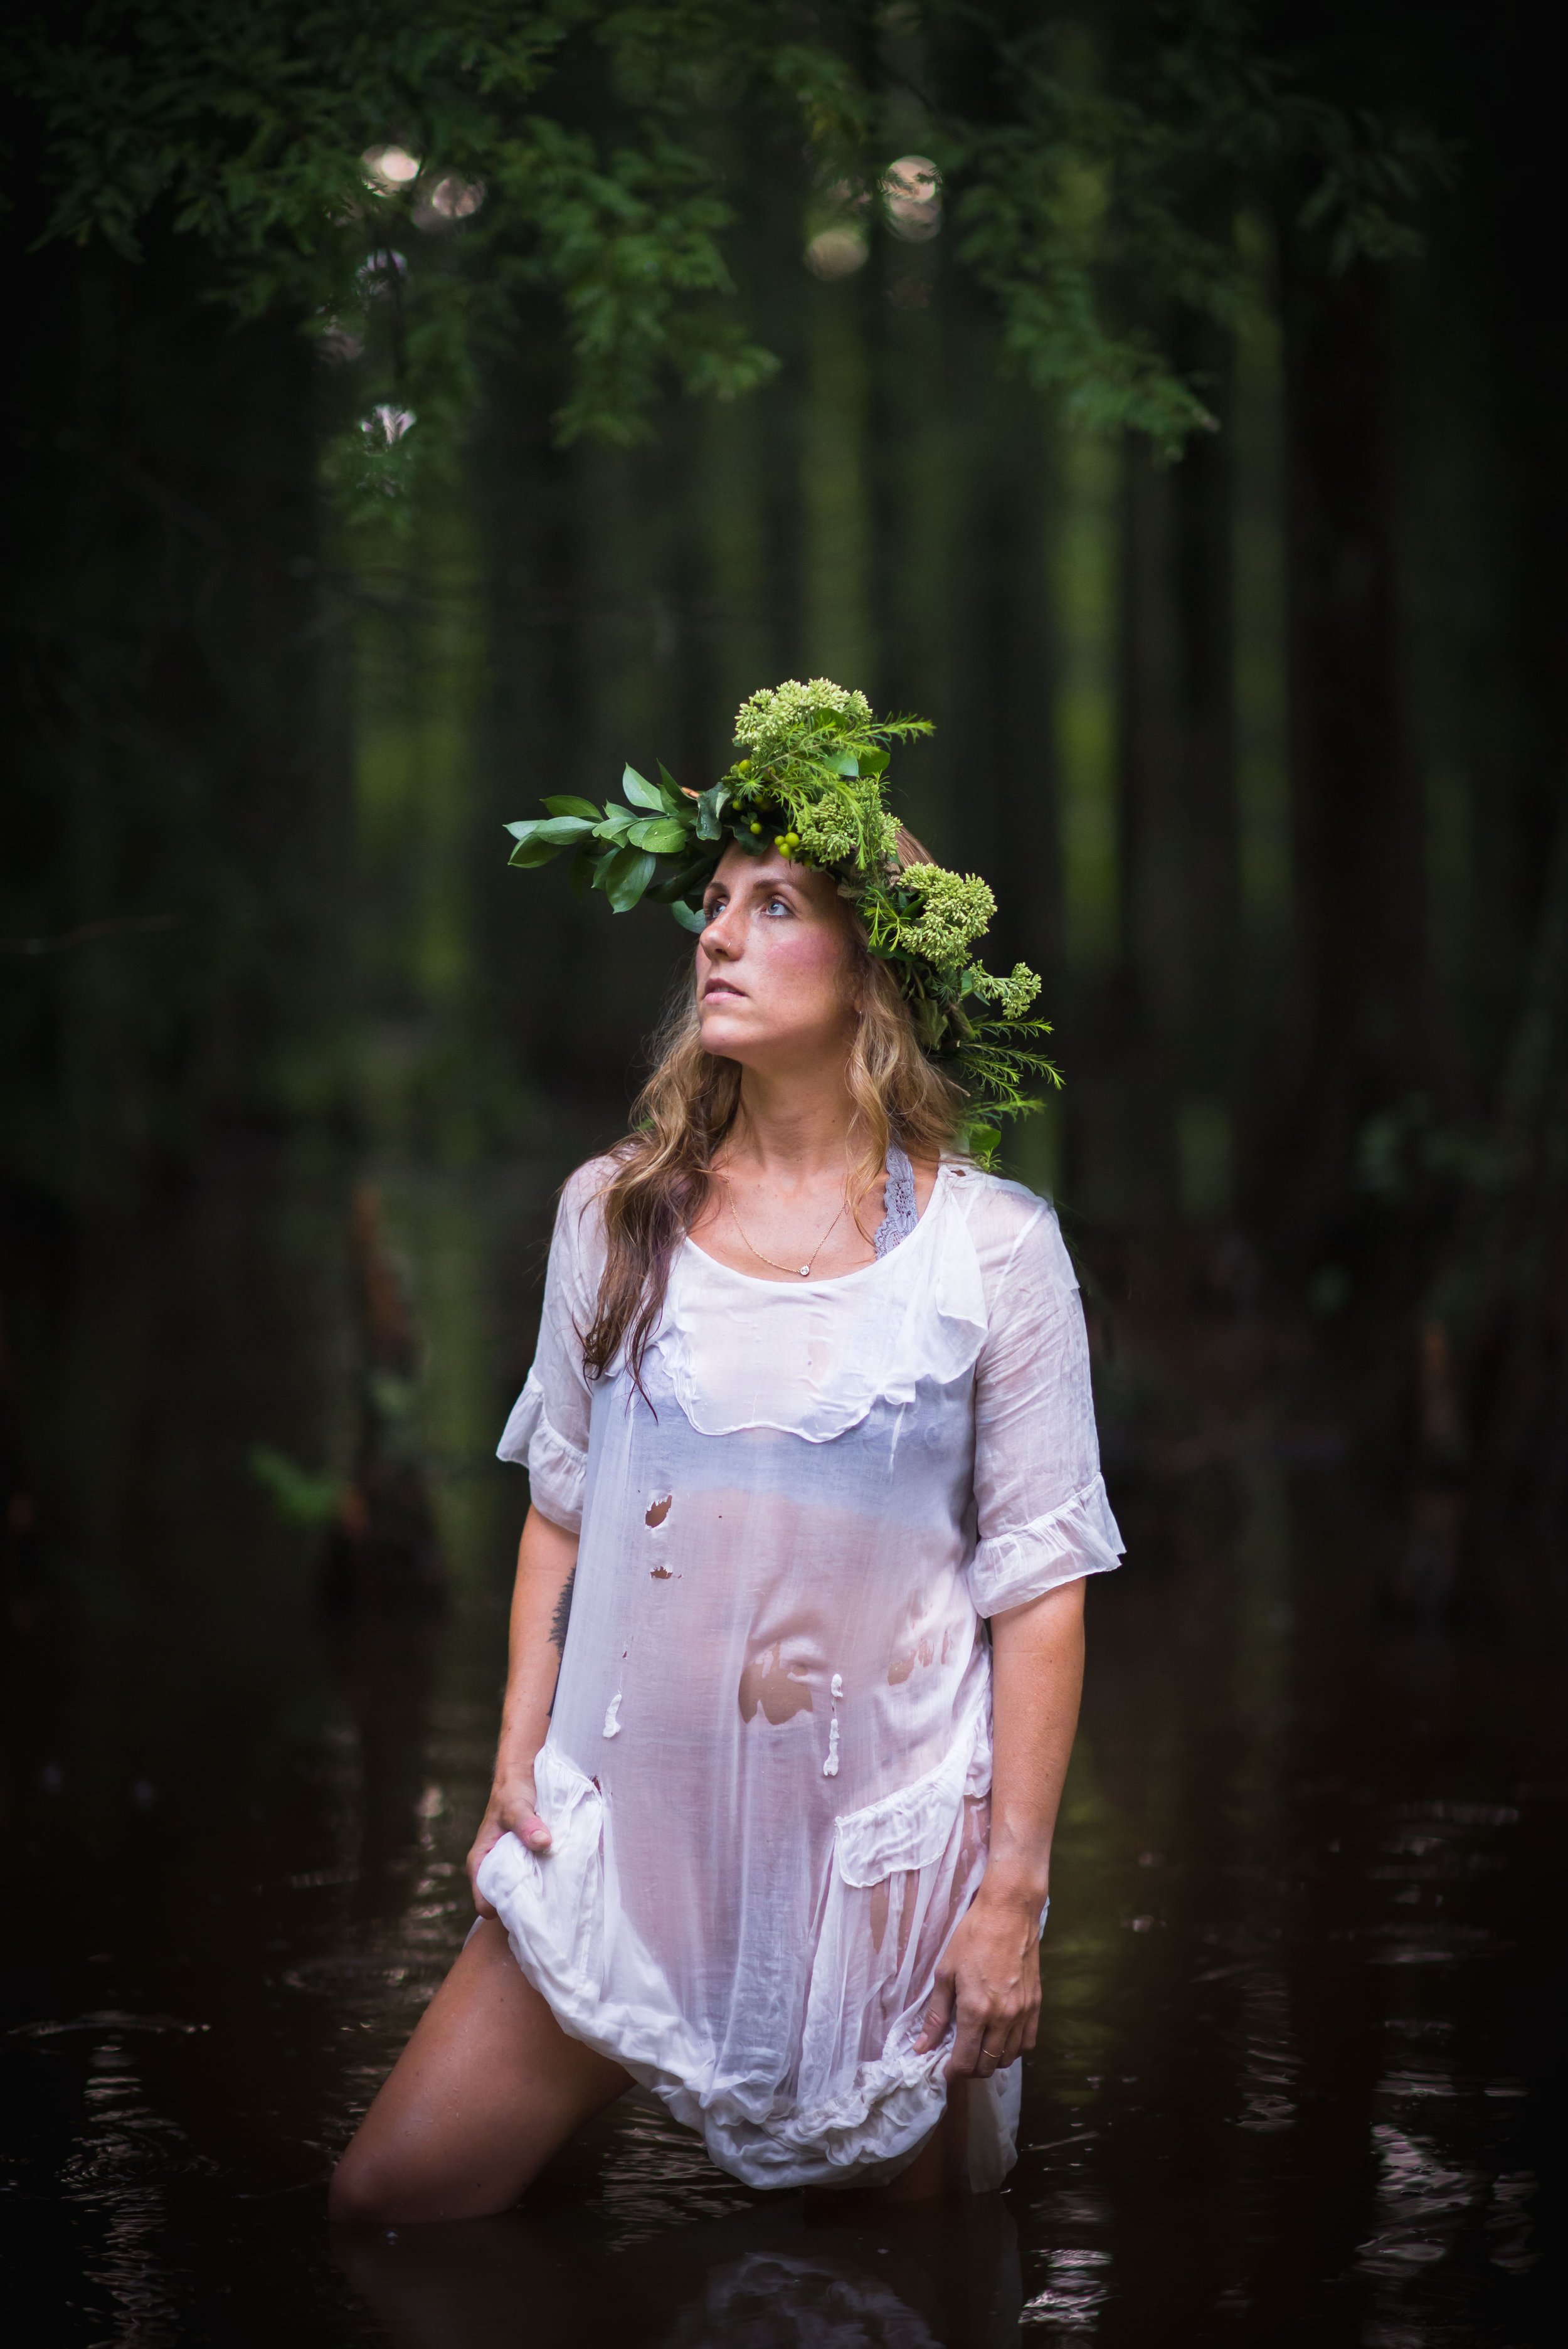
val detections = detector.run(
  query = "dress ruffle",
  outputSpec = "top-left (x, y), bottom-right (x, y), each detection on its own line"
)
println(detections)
top-left (495, 1371), bottom-right (587, 1532)
top-left (965, 1471), bottom-right (1125, 1618)
top-left (659, 1168), bottom-right (989, 1445)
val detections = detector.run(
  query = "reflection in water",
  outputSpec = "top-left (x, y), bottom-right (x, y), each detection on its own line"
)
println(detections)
top-left (672, 2249), bottom-right (948, 2346)
top-left (43, 2018), bottom-right (214, 2348)
top-left (65, 2033), bottom-right (181, 2346)
top-left (334, 2192), bottom-right (1021, 2349)
top-left (598, 2097), bottom-right (756, 2242)
top-left (1020, 2246), bottom-right (1110, 2333)
top-left (0, 1152), bottom-right (1561, 2345)
top-left (1233, 1968), bottom-right (1298, 2134)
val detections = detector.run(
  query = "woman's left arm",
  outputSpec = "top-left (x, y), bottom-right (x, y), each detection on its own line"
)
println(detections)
top-left (914, 1575), bottom-right (1086, 2079)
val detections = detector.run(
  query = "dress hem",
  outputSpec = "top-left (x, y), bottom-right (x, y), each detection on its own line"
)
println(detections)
top-left (475, 1709), bottom-right (1020, 2193)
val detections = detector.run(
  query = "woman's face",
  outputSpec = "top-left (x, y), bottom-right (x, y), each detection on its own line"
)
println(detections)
top-left (695, 843), bottom-right (859, 1074)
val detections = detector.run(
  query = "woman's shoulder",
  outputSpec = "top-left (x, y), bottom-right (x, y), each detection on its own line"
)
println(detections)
top-left (548, 1149), bottom-right (627, 1273)
top-left (558, 1148), bottom-right (627, 1217)
top-left (942, 1163), bottom-right (1078, 1293)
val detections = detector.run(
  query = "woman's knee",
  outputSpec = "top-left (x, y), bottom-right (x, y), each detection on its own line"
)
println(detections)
top-left (327, 2140), bottom-right (408, 2226)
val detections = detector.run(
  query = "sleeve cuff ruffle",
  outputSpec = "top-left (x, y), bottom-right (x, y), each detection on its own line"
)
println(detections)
top-left (967, 1473), bottom-right (1124, 1618)
top-left (496, 1372), bottom-right (586, 1534)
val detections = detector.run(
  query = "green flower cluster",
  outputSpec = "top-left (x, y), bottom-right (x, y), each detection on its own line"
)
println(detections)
top-left (972, 962), bottom-right (1042, 1021)
top-left (733, 677), bottom-right (872, 765)
top-left (883, 866), bottom-right (997, 972)
top-left (723, 680), bottom-right (907, 876)
top-left (796, 790), bottom-right (899, 872)
top-left (504, 677), bottom-right (1060, 1160)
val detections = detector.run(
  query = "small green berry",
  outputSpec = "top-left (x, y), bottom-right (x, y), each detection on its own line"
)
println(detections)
top-left (749, 820), bottom-right (761, 835)
top-left (774, 835), bottom-right (788, 852)
top-left (785, 831), bottom-right (800, 851)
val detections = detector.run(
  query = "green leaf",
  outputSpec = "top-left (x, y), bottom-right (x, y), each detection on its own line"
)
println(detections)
top-left (648, 852), bottom-right (718, 903)
top-left (628, 817), bottom-right (689, 852)
top-left (671, 900), bottom-right (707, 933)
top-left (508, 812), bottom-right (594, 847)
top-left (544, 795), bottom-right (602, 820)
top-left (966, 1121), bottom-right (1002, 1164)
top-left (827, 750), bottom-right (860, 777)
top-left (595, 807), bottom-right (637, 840)
top-left (569, 847), bottom-right (598, 899)
top-left (508, 835), bottom-right (566, 868)
top-left (601, 846), bottom-right (659, 911)
top-left (859, 748), bottom-right (889, 777)
top-left (694, 785), bottom-right (728, 842)
top-left (656, 762), bottom-right (686, 813)
top-left (622, 765), bottom-right (666, 813)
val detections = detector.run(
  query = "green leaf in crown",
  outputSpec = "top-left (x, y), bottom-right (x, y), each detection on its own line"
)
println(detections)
top-left (505, 679), bottom-right (1060, 1159)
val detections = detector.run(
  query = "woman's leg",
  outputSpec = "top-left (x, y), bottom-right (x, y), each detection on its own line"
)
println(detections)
top-left (867, 2099), bottom-right (961, 2201)
top-left (329, 1919), bottom-right (631, 2224)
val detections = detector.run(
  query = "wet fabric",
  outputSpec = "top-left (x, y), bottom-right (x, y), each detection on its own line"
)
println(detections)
top-left (479, 1158), bottom-right (1123, 2190)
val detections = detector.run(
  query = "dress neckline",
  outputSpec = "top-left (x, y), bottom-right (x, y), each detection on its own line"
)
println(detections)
top-left (681, 1159), bottom-right (953, 1291)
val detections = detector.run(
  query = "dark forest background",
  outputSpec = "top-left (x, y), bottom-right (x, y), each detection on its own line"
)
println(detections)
top-left (4, 0), bottom-right (1565, 1548)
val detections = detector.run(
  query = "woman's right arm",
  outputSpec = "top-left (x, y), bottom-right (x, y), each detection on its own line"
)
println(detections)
top-left (465, 1504), bottom-right (580, 1912)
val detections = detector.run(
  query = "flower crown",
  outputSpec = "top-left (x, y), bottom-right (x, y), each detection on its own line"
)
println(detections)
top-left (506, 678), bottom-right (1059, 1158)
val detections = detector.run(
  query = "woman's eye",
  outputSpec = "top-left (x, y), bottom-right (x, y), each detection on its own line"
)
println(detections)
top-left (763, 896), bottom-right (792, 917)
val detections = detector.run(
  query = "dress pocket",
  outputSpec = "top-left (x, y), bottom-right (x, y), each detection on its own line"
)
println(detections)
top-left (797, 1707), bottom-right (992, 2104)
top-left (832, 1705), bottom-right (990, 1887)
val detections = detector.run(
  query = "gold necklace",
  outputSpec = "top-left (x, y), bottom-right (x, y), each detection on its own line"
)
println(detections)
top-left (724, 1178), bottom-right (848, 1279)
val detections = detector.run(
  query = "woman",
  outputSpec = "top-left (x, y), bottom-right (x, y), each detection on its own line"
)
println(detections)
top-left (330, 682), bottom-right (1122, 2222)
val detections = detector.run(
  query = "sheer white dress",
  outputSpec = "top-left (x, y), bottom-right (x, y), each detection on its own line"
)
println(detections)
top-left (477, 1155), bottom-right (1123, 2192)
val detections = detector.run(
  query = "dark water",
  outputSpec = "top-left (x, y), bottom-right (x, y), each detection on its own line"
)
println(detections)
top-left (1, 1147), bottom-right (1562, 2347)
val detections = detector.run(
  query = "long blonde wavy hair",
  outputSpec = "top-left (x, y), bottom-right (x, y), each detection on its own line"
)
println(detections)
top-left (582, 836), bottom-right (967, 1386)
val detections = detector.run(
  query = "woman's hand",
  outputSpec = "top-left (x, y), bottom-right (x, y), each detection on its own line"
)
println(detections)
top-left (465, 1774), bottom-right (552, 1918)
top-left (914, 1885), bottom-right (1042, 2079)
top-left (466, 1508), bottom-right (580, 1916)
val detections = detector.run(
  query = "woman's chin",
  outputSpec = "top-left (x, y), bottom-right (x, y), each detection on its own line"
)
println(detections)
top-left (697, 1014), bottom-right (755, 1060)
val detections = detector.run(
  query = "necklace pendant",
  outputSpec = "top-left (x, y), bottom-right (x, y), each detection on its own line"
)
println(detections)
top-left (798, 1264), bottom-right (810, 1277)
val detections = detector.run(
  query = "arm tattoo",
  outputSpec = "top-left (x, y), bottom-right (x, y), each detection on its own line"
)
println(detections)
top-left (548, 1567), bottom-right (576, 1655)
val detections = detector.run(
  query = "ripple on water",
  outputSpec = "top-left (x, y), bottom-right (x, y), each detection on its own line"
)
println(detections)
top-left (593, 2099), bottom-right (758, 2247)
top-left (1020, 2246), bottom-right (1112, 2333)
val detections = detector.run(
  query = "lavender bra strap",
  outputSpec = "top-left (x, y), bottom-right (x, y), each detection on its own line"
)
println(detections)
top-left (873, 1142), bottom-right (919, 1258)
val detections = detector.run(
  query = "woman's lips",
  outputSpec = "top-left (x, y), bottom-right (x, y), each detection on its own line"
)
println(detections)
top-left (702, 978), bottom-right (744, 1001)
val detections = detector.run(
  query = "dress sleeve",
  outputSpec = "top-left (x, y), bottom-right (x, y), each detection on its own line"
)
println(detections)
top-left (965, 1200), bottom-right (1124, 1618)
top-left (495, 1177), bottom-right (598, 1534)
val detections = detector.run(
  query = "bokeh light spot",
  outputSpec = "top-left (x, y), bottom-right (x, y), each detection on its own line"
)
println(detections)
top-left (417, 173), bottom-right (485, 225)
top-left (362, 405), bottom-right (416, 447)
top-left (805, 226), bottom-right (869, 280)
top-left (883, 154), bottom-right (942, 242)
top-left (363, 144), bottom-right (421, 189)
